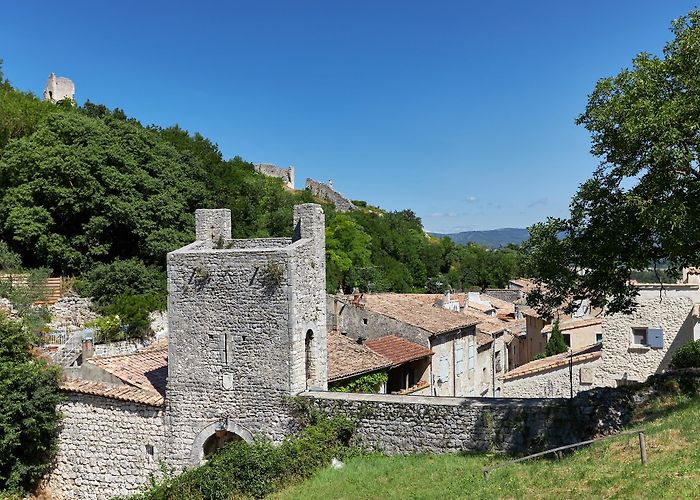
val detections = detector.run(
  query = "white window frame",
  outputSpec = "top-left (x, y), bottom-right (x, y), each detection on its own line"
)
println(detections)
top-left (467, 336), bottom-right (475, 371)
top-left (455, 345), bottom-right (464, 376)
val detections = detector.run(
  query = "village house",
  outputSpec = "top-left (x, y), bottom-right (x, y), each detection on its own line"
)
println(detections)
top-left (502, 283), bottom-right (700, 398)
top-left (365, 335), bottom-right (433, 395)
top-left (328, 292), bottom-right (508, 397)
top-left (327, 331), bottom-right (392, 392)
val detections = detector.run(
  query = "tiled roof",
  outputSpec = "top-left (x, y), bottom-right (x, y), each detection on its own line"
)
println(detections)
top-left (541, 317), bottom-right (602, 334)
top-left (328, 332), bottom-right (392, 382)
top-left (365, 335), bottom-right (433, 366)
top-left (467, 300), bottom-right (496, 313)
top-left (503, 343), bottom-right (602, 381)
top-left (87, 342), bottom-right (168, 396)
top-left (344, 293), bottom-right (479, 335)
top-left (509, 278), bottom-right (537, 292)
top-left (60, 378), bottom-right (165, 406)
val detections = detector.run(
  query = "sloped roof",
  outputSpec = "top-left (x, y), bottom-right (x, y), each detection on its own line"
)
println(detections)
top-left (327, 332), bottom-right (392, 382)
top-left (503, 343), bottom-right (602, 381)
top-left (365, 335), bottom-right (433, 366)
top-left (88, 342), bottom-right (168, 396)
top-left (344, 293), bottom-right (479, 335)
top-left (541, 317), bottom-right (602, 334)
top-left (60, 378), bottom-right (165, 406)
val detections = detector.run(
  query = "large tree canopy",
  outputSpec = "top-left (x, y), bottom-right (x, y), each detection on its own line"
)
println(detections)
top-left (526, 10), bottom-right (700, 317)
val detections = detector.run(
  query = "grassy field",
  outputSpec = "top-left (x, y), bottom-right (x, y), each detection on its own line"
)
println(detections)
top-left (274, 396), bottom-right (700, 499)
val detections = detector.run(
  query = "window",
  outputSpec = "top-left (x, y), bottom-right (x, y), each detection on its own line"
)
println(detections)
top-left (455, 346), bottom-right (464, 375)
top-left (438, 357), bottom-right (449, 383)
top-left (562, 334), bottom-right (571, 347)
top-left (467, 336), bottom-right (475, 370)
top-left (362, 318), bottom-right (368, 325)
top-left (632, 327), bottom-right (648, 346)
top-left (596, 333), bottom-right (603, 343)
top-left (305, 329), bottom-right (314, 384)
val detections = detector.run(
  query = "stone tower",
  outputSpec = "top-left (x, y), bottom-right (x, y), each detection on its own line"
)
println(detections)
top-left (165, 204), bottom-right (327, 468)
top-left (43, 73), bottom-right (75, 102)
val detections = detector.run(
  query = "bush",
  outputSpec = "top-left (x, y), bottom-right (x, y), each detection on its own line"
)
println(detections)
top-left (670, 339), bottom-right (700, 369)
top-left (74, 258), bottom-right (166, 307)
top-left (103, 293), bottom-right (163, 340)
top-left (0, 318), bottom-right (62, 494)
top-left (133, 407), bottom-right (355, 499)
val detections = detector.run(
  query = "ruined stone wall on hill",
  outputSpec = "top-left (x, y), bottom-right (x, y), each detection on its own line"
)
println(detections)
top-left (305, 178), bottom-right (357, 212)
top-left (254, 163), bottom-right (294, 190)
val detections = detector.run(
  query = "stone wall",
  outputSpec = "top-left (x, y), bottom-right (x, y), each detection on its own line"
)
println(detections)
top-left (305, 178), bottom-right (357, 212)
top-left (93, 338), bottom-right (154, 357)
top-left (599, 294), bottom-right (697, 385)
top-left (254, 163), bottom-right (294, 190)
top-left (304, 391), bottom-right (600, 455)
top-left (502, 356), bottom-right (602, 398)
top-left (46, 394), bottom-right (164, 500)
top-left (43, 73), bottom-right (75, 102)
top-left (48, 296), bottom-right (97, 333)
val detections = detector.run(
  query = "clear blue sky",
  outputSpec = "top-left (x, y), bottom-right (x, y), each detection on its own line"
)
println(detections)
top-left (1, 1), bottom-right (696, 232)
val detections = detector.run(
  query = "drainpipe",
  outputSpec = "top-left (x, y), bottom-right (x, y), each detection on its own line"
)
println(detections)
top-left (453, 333), bottom-right (457, 396)
top-left (491, 338), bottom-right (496, 397)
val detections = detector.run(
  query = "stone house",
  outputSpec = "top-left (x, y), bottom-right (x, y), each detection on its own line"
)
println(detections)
top-left (328, 292), bottom-right (508, 397)
top-left (502, 284), bottom-right (700, 398)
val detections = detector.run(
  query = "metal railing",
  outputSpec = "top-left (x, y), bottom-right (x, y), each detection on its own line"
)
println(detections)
top-left (482, 430), bottom-right (647, 479)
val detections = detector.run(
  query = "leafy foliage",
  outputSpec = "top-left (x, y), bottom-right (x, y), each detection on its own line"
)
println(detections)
top-left (0, 318), bottom-right (62, 494)
top-left (525, 10), bottom-right (700, 316)
top-left (329, 371), bottom-right (388, 393)
top-left (670, 340), bottom-right (700, 370)
top-left (132, 409), bottom-right (355, 500)
top-left (545, 318), bottom-right (568, 357)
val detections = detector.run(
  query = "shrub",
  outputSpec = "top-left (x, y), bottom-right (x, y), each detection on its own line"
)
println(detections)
top-left (0, 318), bottom-right (62, 495)
top-left (545, 318), bottom-right (568, 357)
top-left (88, 314), bottom-right (122, 343)
top-left (670, 339), bottom-right (700, 369)
top-left (74, 259), bottom-right (166, 307)
top-left (133, 407), bottom-right (355, 499)
top-left (103, 293), bottom-right (162, 340)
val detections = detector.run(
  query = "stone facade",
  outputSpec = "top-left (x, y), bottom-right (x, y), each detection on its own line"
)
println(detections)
top-left (502, 356), bottom-right (602, 398)
top-left (43, 73), bottom-right (75, 102)
top-left (503, 286), bottom-right (700, 398)
top-left (305, 178), bottom-right (357, 212)
top-left (46, 394), bottom-right (164, 500)
top-left (254, 163), bottom-right (295, 190)
top-left (164, 204), bottom-right (327, 469)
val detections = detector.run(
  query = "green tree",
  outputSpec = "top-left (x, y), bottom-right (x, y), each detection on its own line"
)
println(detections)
top-left (526, 10), bottom-right (700, 316)
top-left (0, 318), bottom-right (62, 494)
top-left (545, 318), bottom-right (568, 357)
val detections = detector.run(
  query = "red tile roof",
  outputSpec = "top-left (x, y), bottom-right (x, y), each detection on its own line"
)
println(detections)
top-left (88, 342), bottom-right (168, 396)
top-left (344, 293), bottom-right (479, 335)
top-left (503, 343), bottom-right (602, 381)
top-left (365, 335), bottom-right (433, 366)
top-left (327, 331), bottom-right (392, 382)
top-left (60, 378), bottom-right (165, 406)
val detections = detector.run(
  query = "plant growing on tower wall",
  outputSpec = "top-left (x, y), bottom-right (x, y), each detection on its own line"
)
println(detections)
top-left (260, 260), bottom-right (285, 289)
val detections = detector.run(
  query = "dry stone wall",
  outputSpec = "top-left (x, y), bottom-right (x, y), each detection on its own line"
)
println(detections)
top-left (46, 394), bottom-right (164, 500)
top-left (48, 296), bottom-right (96, 333)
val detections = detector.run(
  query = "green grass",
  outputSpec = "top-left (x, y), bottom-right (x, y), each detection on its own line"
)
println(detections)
top-left (274, 396), bottom-right (700, 499)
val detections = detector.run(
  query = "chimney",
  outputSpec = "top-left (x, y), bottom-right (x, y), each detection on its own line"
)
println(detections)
top-left (81, 337), bottom-right (94, 361)
top-left (352, 287), bottom-right (361, 305)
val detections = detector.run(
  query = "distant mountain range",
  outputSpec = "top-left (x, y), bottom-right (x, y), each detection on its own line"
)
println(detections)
top-left (431, 228), bottom-right (529, 248)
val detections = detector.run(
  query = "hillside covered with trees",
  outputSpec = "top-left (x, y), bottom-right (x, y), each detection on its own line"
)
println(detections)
top-left (0, 63), bottom-right (526, 325)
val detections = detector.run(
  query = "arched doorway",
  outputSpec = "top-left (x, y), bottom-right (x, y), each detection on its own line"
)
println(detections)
top-left (190, 419), bottom-right (255, 465)
top-left (202, 430), bottom-right (243, 459)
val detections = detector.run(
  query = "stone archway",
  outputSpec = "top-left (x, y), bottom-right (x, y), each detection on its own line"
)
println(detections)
top-left (190, 419), bottom-right (254, 465)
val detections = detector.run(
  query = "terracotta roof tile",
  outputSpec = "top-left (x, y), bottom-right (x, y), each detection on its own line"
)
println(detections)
top-left (503, 343), bottom-right (602, 381)
top-left (60, 378), bottom-right (165, 406)
top-left (88, 342), bottom-right (168, 397)
top-left (327, 332), bottom-right (392, 382)
top-left (365, 335), bottom-right (433, 366)
top-left (344, 293), bottom-right (479, 335)
top-left (541, 317), bottom-right (603, 334)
